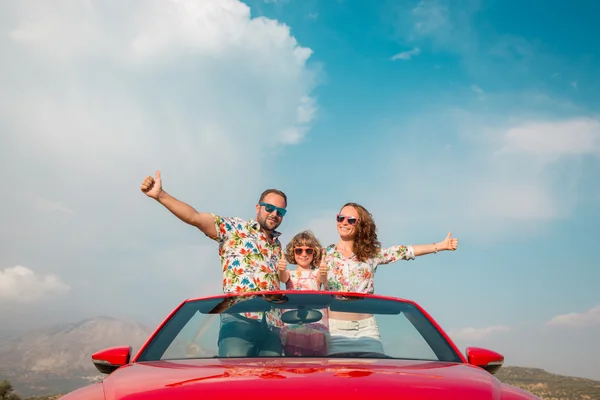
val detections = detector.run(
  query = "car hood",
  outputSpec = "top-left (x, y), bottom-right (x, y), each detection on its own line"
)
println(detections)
top-left (101, 358), bottom-right (535, 400)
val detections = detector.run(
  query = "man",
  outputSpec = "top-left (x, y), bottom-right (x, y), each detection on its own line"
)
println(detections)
top-left (140, 170), bottom-right (287, 357)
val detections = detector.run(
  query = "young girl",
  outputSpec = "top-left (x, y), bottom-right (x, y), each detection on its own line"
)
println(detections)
top-left (278, 230), bottom-right (329, 356)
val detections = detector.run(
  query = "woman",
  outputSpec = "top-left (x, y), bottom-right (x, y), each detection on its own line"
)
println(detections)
top-left (323, 202), bottom-right (458, 356)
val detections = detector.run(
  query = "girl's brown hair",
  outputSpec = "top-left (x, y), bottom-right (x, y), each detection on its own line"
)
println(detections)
top-left (340, 202), bottom-right (381, 262)
top-left (284, 230), bottom-right (322, 269)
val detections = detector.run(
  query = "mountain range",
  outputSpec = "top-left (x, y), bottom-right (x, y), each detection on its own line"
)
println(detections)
top-left (0, 317), bottom-right (152, 398)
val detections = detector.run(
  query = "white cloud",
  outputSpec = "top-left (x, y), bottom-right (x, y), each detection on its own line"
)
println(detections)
top-left (392, 0), bottom-right (541, 78)
top-left (471, 84), bottom-right (484, 94)
top-left (500, 118), bottom-right (600, 157)
top-left (1, 0), bottom-right (318, 213)
top-left (450, 325), bottom-right (510, 341)
top-left (410, 0), bottom-right (451, 39)
top-left (391, 47), bottom-right (421, 61)
top-left (547, 305), bottom-right (600, 328)
top-left (0, 0), bottom-right (319, 329)
top-left (369, 108), bottom-right (599, 242)
top-left (396, 0), bottom-right (478, 54)
top-left (0, 266), bottom-right (70, 303)
top-left (463, 117), bottom-right (599, 226)
top-left (3, 0), bottom-right (316, 153)
top-left (470, 182), bottom-right (558, 221)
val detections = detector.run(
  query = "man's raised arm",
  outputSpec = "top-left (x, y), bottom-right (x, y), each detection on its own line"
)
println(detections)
top-left (141, 170), bottom-right (217, 239)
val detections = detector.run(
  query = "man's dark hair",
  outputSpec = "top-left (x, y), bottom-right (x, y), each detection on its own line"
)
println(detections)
top-left (258, 189), bottom-right (287, 206)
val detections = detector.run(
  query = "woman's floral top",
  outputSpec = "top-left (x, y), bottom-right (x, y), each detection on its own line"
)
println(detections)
top-left (323, 244), bottom-right (415, 293)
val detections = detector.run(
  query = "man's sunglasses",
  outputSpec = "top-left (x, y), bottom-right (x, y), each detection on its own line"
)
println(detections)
top-left (259, 202), bottom-right (287, 217)
top-left (336, 214), bottom-right (358, 225)
top-left (294, 247), bottom-right (314, 256)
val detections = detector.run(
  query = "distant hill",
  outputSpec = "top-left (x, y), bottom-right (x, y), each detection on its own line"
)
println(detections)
top-left (496, 367), bottom-right (600, 400)
top-left (0, 316), bottom-right (153, 398)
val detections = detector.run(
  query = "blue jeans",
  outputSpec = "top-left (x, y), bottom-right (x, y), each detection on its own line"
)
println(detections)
top-left (218, 314), bottom-right (282, 357)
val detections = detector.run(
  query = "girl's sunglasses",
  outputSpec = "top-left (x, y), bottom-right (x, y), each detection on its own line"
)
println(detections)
top-left (294, 247), bottom-right (314, 256)
top-left (336, 214), bottom-right (358, 225)
top-left (259, 202), bottom-right (287, 217)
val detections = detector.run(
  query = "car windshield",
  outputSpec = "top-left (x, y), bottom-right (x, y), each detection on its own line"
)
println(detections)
top-left (135, 292), bottom-right (462, 363)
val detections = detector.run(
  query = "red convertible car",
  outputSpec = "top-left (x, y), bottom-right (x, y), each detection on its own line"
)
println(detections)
top-left (62, 291), bottom-right (539, 399)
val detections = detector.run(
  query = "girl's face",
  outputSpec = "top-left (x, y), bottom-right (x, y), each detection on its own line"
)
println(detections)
top-left (294, 245), bottom-right (314, 269)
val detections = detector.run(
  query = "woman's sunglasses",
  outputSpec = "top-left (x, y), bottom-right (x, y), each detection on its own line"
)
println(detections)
top-left (259, 202), bottom-right (287, 217)
top-left (336, 214), bottom-right (358, 225)
top-left (294, 247), bottom-right (314, 256)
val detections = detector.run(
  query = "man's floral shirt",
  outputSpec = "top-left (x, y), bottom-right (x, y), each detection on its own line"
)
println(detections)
top-left (212, 214), bottom-right (283, 327)
top-left (323, 244), bottom-right (415, 294)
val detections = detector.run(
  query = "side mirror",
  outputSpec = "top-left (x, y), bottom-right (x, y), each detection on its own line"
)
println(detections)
top-left (465, 347), bottom-right (504, 374)
top-left (92, 346), bottom-right (132, 374)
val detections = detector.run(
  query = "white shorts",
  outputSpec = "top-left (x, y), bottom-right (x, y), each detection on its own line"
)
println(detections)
top-left (327, 317), bottom-right (384, 355)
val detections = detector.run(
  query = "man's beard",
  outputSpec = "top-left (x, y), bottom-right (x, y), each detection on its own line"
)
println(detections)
top-left (258, 215), bottom-right (279, 233)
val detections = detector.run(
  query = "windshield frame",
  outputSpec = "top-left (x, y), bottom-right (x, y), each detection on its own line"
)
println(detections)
top-left (132, 290), bottom-right (466, 364)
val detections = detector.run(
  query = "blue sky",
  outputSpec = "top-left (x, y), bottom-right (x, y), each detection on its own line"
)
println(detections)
top-left (248, 0), bottom-right (600, 378)
top-left (1, 0), bottom-right (599, 380)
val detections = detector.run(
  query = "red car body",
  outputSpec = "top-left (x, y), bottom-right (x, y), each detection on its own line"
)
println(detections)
top-left (61, 291), bottom-right (540, 400)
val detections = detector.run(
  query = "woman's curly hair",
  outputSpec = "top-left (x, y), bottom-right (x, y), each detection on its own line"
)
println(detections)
top-left (284, 230), bottom-right (323, 269)
top-left (340, 202), bottom-right (381, 262)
